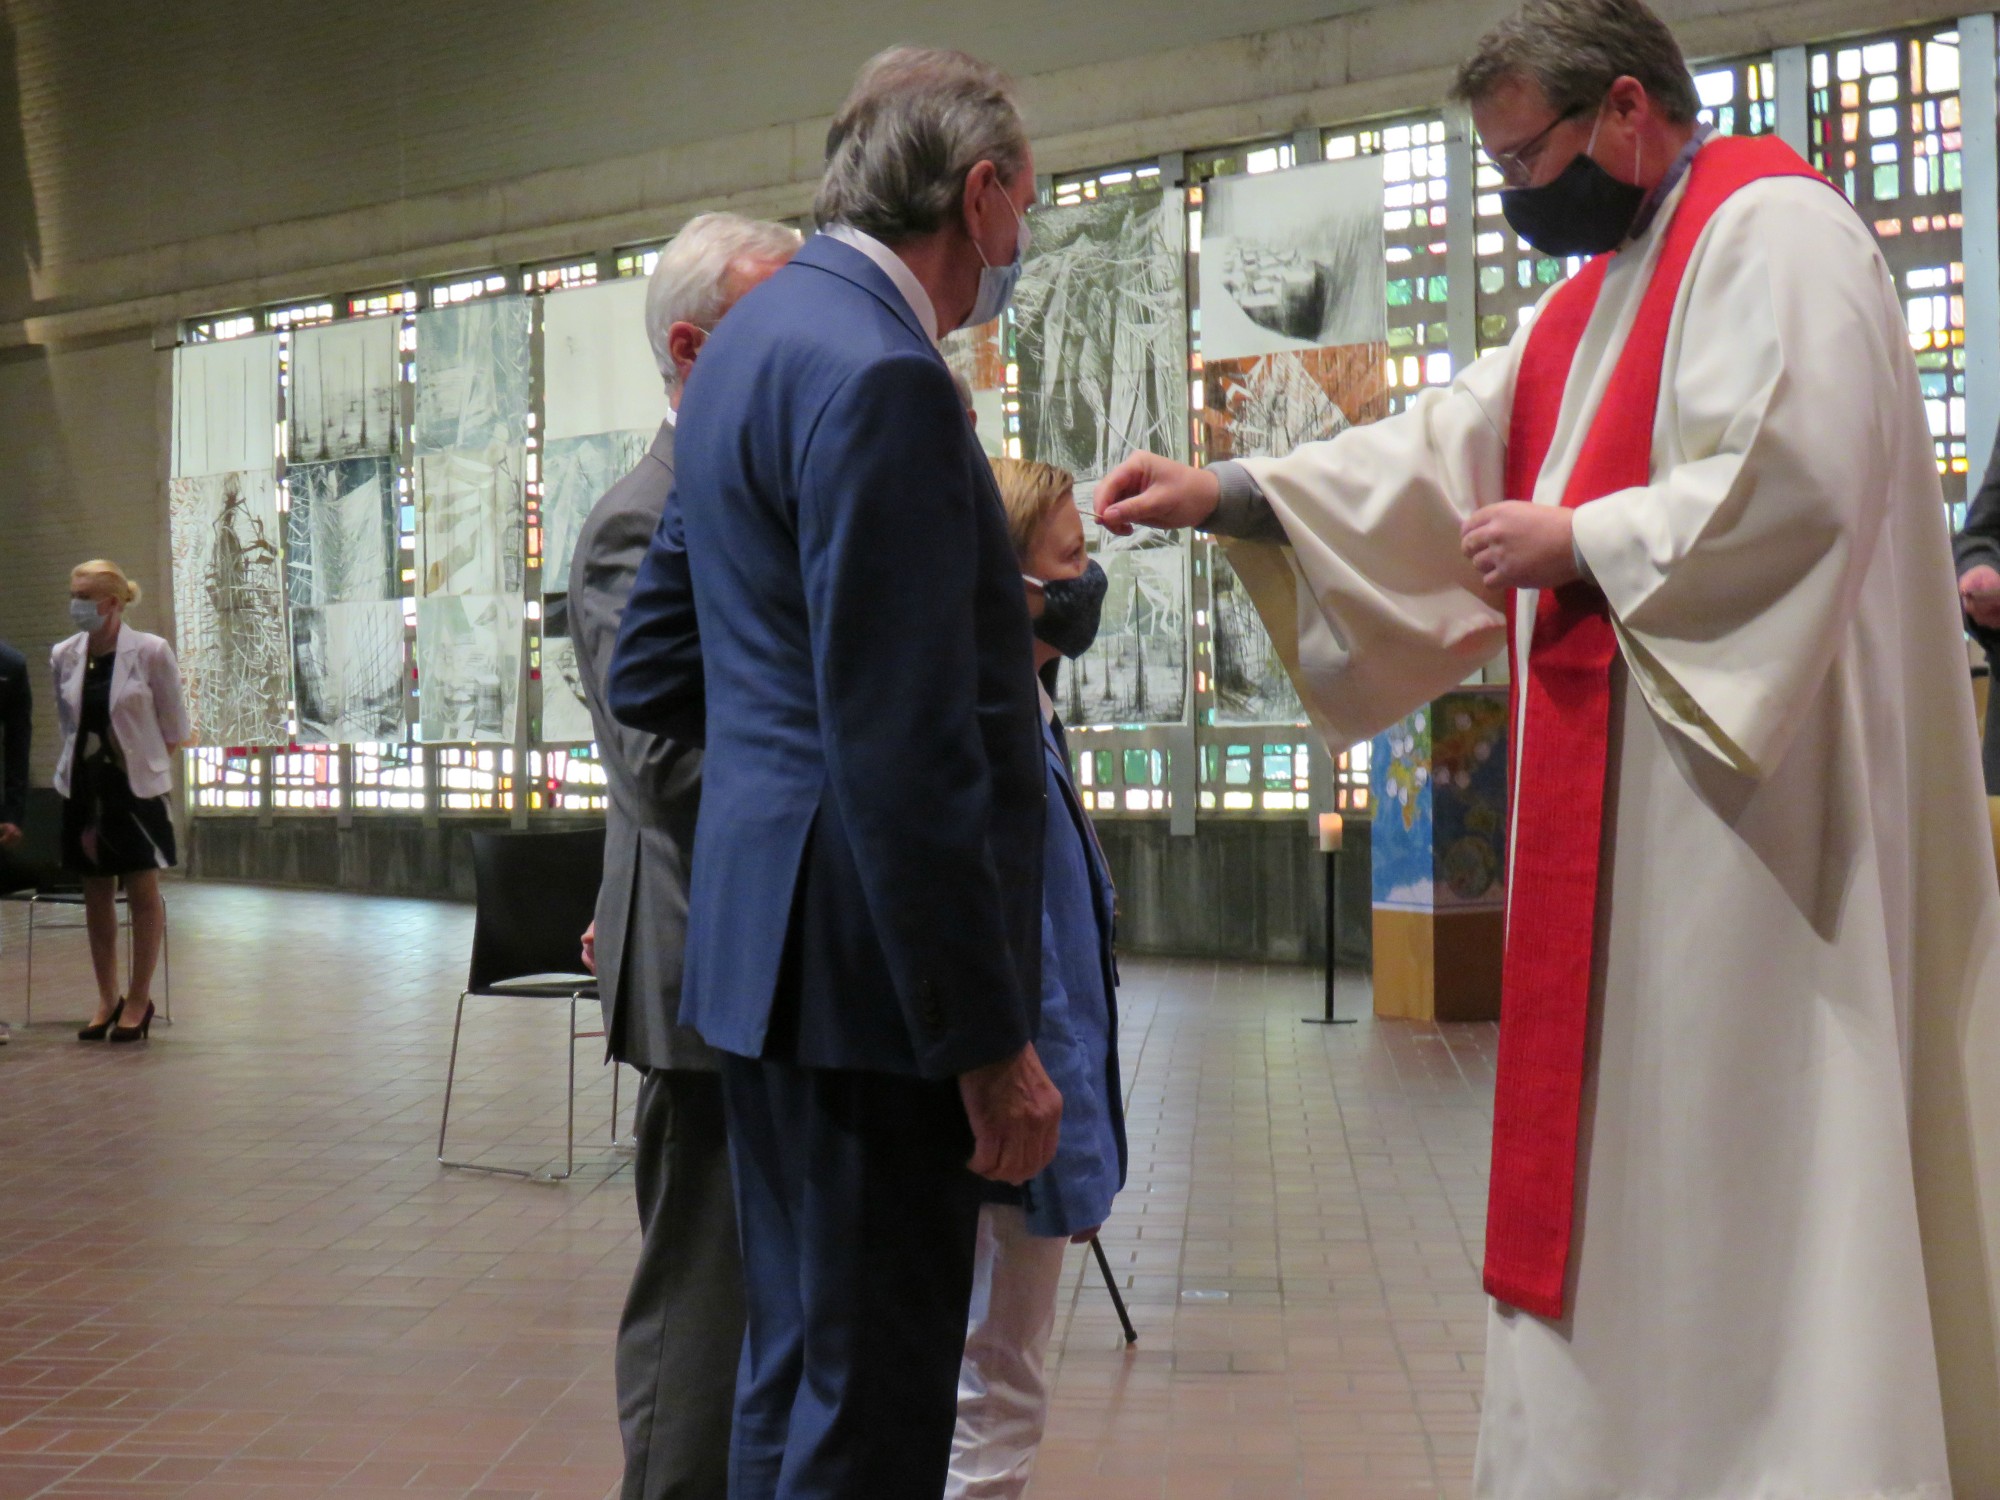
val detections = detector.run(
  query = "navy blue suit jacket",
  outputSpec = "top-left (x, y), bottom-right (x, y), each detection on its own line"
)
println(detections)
top-left (608, 233), bottom-right (1046, 1081)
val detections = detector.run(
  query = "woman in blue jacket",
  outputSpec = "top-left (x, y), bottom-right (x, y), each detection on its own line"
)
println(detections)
top-left (947, 459), bottom-right (1126, 1499)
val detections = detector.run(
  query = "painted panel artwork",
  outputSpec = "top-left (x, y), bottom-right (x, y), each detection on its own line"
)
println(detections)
top-left (541, 279), bottom-right (670, 441)
top-left (1199, 155), bottom-right (1388, 361)
top-left (1370, 690), bottom-right (1508, 911)
top-left (288, 318), bottom-right (399, 462)
top-left (1014, 191), bottom-right (1189, 480)
top-left (286, 458), bottom-right (397, 608)
top-left (291, 601), bottom-right (406, 744)
top-left (1209, 553), bottom-right (1304, 726)
top-left (1053, 485), bottom-right (1188, 728)
top-left (538, 636), bottom-right (598, 745)
top-left (939, 318), bottom-right (1007, 459)
top-left (541, 430), bottom-right (650, 599)
top-left (172, 337), bottom-right (278, 478)
top-left (167, 469), bottom-right (289, 744)
top-left (413, 297), bottom-right (530, 454)
top-left (416, 445), bottom-right (524, 598)
top-left (417, 594), bottom-right (520, 744)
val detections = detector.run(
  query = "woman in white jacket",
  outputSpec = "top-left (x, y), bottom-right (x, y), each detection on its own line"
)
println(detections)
top-left (53, 559), bottom-right (187, 1042)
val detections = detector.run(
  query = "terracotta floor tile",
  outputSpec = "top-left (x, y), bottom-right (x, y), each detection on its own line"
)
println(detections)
top-left (0, 884), bottom-right (1501, 1499)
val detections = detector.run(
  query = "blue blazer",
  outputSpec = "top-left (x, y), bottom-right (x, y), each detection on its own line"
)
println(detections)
top-left (608, 234), bottom-right (1046, 1081)
top-left (1018, 714), bottom-right (1127, 1238)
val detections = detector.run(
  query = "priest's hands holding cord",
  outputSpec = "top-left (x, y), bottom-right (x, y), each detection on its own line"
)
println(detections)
top-left (1960, 564), bottom-right (2000, 630)
top-left (1461, 502), bottom-right (1582, 591)
top-left (1094, 451), bottom-right (1219, 535)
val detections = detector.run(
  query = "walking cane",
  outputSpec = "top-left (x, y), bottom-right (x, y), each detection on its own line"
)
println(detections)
top-left (1090, 1234), bottom-right (1138, 1345)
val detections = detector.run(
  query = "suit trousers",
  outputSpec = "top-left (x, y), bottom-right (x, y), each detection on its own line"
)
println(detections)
top-left (617, 1069), bottom-right (743, 1500)
top-left (719, 1053), bottom-right (982, 1500)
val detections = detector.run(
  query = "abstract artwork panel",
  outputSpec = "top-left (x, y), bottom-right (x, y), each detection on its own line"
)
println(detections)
top-left (1052, 485), bottom-right (1188, 728)
top-left (1210, 551), bottom-right (1305, 726)
top-left (940, 317), bottom-right (1007, 459)
top-left (172, 337), bottom-right (278, 478)
top-left (538, 635), bottom-right (598, 745)
top-left (1014, 191), bottom-right (1189, 481)
top-left (414, 297), bottom-right (530, 454)
top-left (289, 318), bottom-right (399, 462)
top-left (1199, 155), bottom-right (1388, 361)
top-left (1202, 347), bottom-right (1388, 726)
top-left (417, 594), bottom-right (520, 744)
top-left (415, 445), bottom-right (524, 598)
top-left (167, 469), bottom-right (289, 744)
top-left (542, 279), bottom-right (670, 441)
top-left (541, 430), bottom-right (650, 600)
top-left (292, 600), bottom-right (406, 744)
top-left (286, 458), bottom-right (397, 608)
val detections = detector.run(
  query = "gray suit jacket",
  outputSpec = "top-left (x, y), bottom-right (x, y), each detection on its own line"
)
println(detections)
top-left (568, 419), bottom-right (715, 1072)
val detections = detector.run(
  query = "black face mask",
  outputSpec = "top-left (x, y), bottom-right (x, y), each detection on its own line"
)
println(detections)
top-left (1027, 560), bottom-right (1107, 659)
top-left (1499, 150), bottom-right (1646, 258)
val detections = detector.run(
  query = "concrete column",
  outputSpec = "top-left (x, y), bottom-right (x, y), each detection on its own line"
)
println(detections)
top-left (1773, 45), bottom-right (1810, 158)
top-left (1443, 102), bottom-right (1479, 376)
top-left (1960, 14), bottom-right (2000, 478)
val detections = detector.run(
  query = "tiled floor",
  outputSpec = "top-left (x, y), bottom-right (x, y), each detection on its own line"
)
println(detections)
top-left (0, 880), bottom-right (1497, 1500)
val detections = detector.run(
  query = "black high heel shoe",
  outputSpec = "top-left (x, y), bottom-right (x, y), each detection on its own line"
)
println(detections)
top-left (108, 999), bottom-right (154, 1043)
top-left (78, 1002), bottom-right (122, 1041)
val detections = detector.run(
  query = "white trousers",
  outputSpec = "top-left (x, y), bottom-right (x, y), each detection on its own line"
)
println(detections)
top-left (945, 1202), bottom-right (1070, 1500)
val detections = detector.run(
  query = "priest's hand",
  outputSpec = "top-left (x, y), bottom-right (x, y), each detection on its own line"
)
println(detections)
top-left (1461, 503), bottom-right (1582, 591)
top-left (1960, 564), bottom-right (2000, 630)
top-left (1095, 452), bottom-right (1220, 536)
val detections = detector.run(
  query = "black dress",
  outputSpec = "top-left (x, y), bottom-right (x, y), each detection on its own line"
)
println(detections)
top-left (61, 651), bottom-right (177, 878)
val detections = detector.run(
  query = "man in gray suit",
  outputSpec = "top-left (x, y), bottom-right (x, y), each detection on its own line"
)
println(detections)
top-left (568, 211), bottom-right (799, 1500)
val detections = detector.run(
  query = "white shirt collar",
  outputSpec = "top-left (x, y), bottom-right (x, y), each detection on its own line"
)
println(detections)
top-left (663, 402), bottom-right (678, 428)
top-left (822, 224), bottom-right (941, 343)
top-left (1038, 680), bottom-right (1055, 726)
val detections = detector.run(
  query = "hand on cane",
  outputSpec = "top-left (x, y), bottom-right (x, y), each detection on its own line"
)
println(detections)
top-left (959, 1043), bottom-right (1063, 1185)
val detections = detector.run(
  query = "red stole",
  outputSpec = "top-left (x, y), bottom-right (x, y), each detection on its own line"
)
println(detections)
top-left (1484, 136), bottom-right (1830, 1320)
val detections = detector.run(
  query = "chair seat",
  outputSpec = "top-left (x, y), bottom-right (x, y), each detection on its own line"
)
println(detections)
top-left (477, 973), bottom-right (598, 999)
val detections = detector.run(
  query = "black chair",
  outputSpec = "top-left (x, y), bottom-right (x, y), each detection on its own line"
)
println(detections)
top-left (0, 788), bottom-right (171, 1027)
top-left (436, 826), bottom-right (609, 1182)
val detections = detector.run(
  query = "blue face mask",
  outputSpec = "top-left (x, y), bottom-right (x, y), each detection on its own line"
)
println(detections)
top-left (963, 187), bottom-right (1031, 330)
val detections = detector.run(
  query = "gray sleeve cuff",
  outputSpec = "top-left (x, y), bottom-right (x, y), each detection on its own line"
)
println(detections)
top-left (1200, 462), bottom-right (1289, 543)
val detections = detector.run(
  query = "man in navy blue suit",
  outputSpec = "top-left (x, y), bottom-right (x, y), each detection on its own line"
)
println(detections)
top-left (609, 46), bottom-right (1061, 1500)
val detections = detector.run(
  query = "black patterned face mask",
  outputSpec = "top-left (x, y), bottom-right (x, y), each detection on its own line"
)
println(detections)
top-left (1024, 560), bottom-right (1107, 659)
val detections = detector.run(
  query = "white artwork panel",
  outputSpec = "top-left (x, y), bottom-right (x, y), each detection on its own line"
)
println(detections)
top-left (417, 594), bottom-right (521, 744)
top-left (167, 468), bottom-right (289, 744)
top-left (416, 445), bottom-right (524, 598)
top-left (538, 636), bottom-right (598, 745)
top-left (1014, 192), bottom-right (1189, 481)
top-left (414, 297), bottom-right (530, 453)
top-left (1052, 483), bottom-right (1188, 728)
top-left (286, 458), bottom-right (397, 607)
top-left (292, 600), bottom-right (407, 744)
top-left (541, 430), bottom-right (651, 599)
top-left (1198, 155), bottom-right (1388, 361)
top-left (289, 318), bottom-right (399, 462)
top-left (542, 278), bottom-right (670, 440)
top-left (172, 337), bottom-right (278, 478)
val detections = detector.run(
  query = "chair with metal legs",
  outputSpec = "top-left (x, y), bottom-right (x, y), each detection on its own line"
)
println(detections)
top-left (436, 825), bottom-right (609, 1183)
top-left (0, 789), bottom-right (172, 1027)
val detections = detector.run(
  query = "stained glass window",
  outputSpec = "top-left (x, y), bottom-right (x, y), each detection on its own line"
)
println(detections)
top-left (434, 747), bottom-right (515, 813)
top-left (614, 244), bottom-right (666, 279)
top-left (271, 747), bottom-right (341, 811)
top-left (1693, 57), bottom-right (1779, 137)
top-left (349, 742), bottom-right (425, 811)
top-left (1811, 27), bottom-right (1968, 502)
top-left (187, 747), bottom-right (262, 811)
top-left (1325, 116), bottom-right (1453, 410)
top-left (527, 258), bottom-right (599, 293)
top-left (530, 747), bottom-right (608, 813)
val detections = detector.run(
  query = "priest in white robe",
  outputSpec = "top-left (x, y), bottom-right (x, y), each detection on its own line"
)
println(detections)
top-left (1094, 1), bottom-right (2000, 1495)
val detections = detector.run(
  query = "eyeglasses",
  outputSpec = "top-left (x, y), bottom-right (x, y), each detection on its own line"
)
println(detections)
top-left (1480, 103), bottom-right (1592, 189)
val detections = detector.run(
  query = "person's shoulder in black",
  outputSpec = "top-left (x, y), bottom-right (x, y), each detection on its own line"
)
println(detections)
top-left (0, 636), bottom-right (30, 834)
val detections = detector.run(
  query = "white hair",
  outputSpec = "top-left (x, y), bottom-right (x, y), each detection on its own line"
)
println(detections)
top-left (645, 213), bottom-right (801, 393)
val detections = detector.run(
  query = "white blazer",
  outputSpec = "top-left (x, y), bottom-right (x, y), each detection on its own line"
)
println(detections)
top-left (51, 628), bottom-right (190, 801)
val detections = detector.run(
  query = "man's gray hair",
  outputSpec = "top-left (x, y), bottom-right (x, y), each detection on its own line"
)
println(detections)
top-left (1451, 0), bottom-right (1699, 125)
top-left (646, 212), bottom-right (801, 394)
top-left (814, 46), bottom-right (1030, 244)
